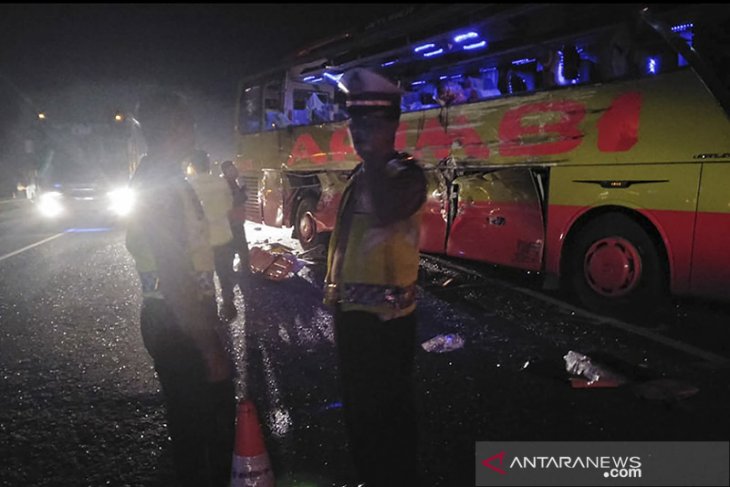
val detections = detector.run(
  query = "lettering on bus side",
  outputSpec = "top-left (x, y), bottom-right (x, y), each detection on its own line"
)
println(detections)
top-left (288, 122), bottom-right (410, 166)
top-left (499, 100), bottom-right (586, 156)
top-left (415, 116), bottom-right (490, 160)
top-left (693, 153), bottom-right (730, 159)
top-left (287, 133), bottom-right (328, 166)
top-left (596, 92), bottom-right (641, 152)
top-left (286, 92), bottom-right (642, 165)
top-left (329, 127), bottom-right (355, 162)
top-left (498, 93), bottom-right (640, 155)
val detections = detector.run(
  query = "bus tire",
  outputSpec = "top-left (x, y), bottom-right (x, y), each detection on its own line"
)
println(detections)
top-left (295, 197), bottom-right (322, 250)
top-left (566, 213), bottom-right (666, 314)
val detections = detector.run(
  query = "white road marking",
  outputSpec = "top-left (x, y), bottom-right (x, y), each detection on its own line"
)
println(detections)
top-left (0, 233), bottom-right (65, 263)
top-left (422, 254), bottom-right (730, 367)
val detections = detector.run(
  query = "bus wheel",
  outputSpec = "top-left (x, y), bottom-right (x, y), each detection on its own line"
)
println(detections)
top-left (295, 197), bottom-right (321, 250)
top-left (567, 213), bottom-right (666, 313)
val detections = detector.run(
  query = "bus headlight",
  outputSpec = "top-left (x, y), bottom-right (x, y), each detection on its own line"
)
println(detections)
top-left (38, 191), bottom-right (64, 218)
top-left (108, 187), bottom-right (135, 216)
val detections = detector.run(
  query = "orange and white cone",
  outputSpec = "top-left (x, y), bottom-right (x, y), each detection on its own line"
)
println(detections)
top-left (230, 400), bottom-right (275, 487)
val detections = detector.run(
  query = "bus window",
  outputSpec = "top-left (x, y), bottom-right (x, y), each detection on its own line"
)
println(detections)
top-left (238, 85), bottom-right (261, 134)
top-left (497, 65), bottom-right (528, 95)
top-left (307, 92), bottom-right (332, 123)
top-left (263, 80), bottom-right (286, 131)
top-left (436, 79), bottom-right (467, 106)
top-left (292, 89), bottom-right (313, 126)
top-left (290, 85), bottom-right (336, 126)
top-left (478, 68), bottom-right (501, 98)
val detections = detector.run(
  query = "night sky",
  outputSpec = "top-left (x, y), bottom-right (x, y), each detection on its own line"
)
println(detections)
top-left (0, 4), bottom-right (419, 162)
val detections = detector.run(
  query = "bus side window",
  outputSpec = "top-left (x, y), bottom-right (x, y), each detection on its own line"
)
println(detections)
top-left (596, 25), bottom-right (633, 81)
top-left (479, 69), bottom-right (501, 99)
top-left (262, 81), bottom-right (284, 131)
top-left (419, 83), bottom-right (439, 109)
top-left (497, 65), bottom-right (528, 95)
top-left (576, 46), bottom-right (598, 84)
top-left (266, 110), bottom-right (290, 130)
top-left (307, 92), bottom-right (332, 123)
top-left (238, 85), bottom-right (262, 134)
top-left (436, 80), bottom-right (466, 106)
top-left (401, 90), bottom-right (420, 113)
top-left (292, 89), bottom-right (312, 126)
top-left (461, 75), bottom-right (486, 102)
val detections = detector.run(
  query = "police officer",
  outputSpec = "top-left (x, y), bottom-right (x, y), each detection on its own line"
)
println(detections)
top-left (188, 151), bottom-right (238, 322)
top-left (325, 68), bottom-right (427, 486)
top-left (220, 160), bottom-right (251, 277)
top-left (125, 92), bottom-right (235, 487)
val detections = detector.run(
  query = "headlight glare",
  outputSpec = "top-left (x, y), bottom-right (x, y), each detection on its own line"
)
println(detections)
top-left (38, 192), bottom-right (64, 218)
top-left (108, 187), bottom-right (135, 216)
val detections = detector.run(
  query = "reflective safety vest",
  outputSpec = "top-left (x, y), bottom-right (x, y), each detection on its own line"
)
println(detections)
top-left (325, 154), bottom-right (424, 320)
top-left (126, 173), bottom-right (215, 300)
top-left (188, 173), bottom-right (234, 247)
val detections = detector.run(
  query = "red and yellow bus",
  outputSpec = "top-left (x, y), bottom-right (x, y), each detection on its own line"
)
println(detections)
top-left (233, 4), bottom-right (730, 311)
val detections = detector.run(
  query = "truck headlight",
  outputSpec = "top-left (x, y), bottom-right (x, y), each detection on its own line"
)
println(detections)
top-left (108, 187), bottom-right (135, 216)
top-left (38, 191), bottom-right (64, 218)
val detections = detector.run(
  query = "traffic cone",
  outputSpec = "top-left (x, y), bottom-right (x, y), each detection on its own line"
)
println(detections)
top-left (230, 400), bottom-right (275, 487)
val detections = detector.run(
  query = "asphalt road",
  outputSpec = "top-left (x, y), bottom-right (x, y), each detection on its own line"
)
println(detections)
top-left (1, 201), bottom-right (728, 486)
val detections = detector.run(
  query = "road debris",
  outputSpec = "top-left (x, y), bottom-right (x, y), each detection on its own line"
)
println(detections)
top-left (421, 333), bottom-right (465, 353)
top-left (249, 245), bottom-right (301, 281)
top-left (563, 350), bottom-right (627, 388)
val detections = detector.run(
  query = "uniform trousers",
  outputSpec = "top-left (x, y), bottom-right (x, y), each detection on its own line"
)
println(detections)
top-left (334, 307), bottom-right (419, 486)
top-left (140, 297), bottom-right (235, 487)
top-left (229, 221), bottom-right (250, 277)
top-left (213, 241), bottom-right (237, 306)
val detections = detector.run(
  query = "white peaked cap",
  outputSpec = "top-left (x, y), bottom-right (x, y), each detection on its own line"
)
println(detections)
top-left (340, 68), bottom-right (403, 96)
top-left (341, 68), bottom-right (403, 116)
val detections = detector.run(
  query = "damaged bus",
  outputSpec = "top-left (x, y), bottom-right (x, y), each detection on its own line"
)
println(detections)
top-left (233, 3), bottom-right (730, 312)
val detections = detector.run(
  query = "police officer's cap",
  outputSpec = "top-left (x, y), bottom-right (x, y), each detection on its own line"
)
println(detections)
top-left (341, 68), bottom-right (402, 120)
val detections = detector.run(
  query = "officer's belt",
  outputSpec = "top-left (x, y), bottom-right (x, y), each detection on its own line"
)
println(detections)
top-left (139, 270), bottom-right (215, 299)
top-left (325, 282), bottom-right (416, 309)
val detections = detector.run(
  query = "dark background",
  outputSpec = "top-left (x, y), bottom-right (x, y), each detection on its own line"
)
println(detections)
top-left (0, 4), bottom-right (420, 175)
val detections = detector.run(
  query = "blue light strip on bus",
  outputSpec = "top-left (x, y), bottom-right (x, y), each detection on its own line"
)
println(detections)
top-left (647, 57), bottom-right (659, 75)
top-left (463, 41), bottom-right (487, 51)
top-left (512, 58), bottom-right (536, 66)
top-left (453, 32), bottom-right (479, 43)
top-left (556, 50), bottom-right (579, 85)
top-left (323, 72), bottom-right (343, 82)
top-left (671, 23), bottom-right (693, 33)
top-left (423, 49), bottom-right (444, 58)
top-left (414, 43), bottom-right (436, 53)
top-left (381, 60), bottom-right (398, 67)
top-left (324, 72), bottom-right (347, 92)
